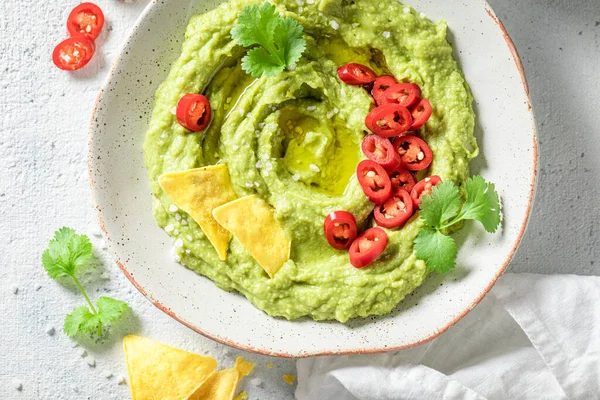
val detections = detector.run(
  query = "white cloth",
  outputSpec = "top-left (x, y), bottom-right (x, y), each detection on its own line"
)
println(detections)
top-left (296, 273), bottom-right (600, 400)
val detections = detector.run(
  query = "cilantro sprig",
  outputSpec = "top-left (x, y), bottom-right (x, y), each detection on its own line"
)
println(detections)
top-left (414, 176), bottom-right (501, 273)
top-left (42, 227), bottom-right (128, 337)
top-left (231, 2), bottom-right (306, 78)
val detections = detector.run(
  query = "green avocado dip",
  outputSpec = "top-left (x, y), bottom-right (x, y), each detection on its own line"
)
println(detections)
top-left (143, 0), bottom-right (477, 322)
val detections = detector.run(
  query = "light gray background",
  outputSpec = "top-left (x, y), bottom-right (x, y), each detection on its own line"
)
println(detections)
top-left (0, 0), bottom-right (598, 398)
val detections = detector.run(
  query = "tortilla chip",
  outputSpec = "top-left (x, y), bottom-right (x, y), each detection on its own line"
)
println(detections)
top-left (212, 195), bottom-right (291, 277)
top-left (123, 335), bottom-right (217, 400)
top-left (189, 357), bottom-right (254, 400)
top-left (188, 368), bottom-right (239, 400)
top-left (158, 165), bottom-right (237, 260)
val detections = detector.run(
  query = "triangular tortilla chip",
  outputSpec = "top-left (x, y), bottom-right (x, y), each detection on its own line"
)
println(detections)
top-left (188, 368), bottom-right (239, 400)
top-left (123, 335), bottom-right (217, 400)
top-left (158, 165), bottom-right (237, 260)
top-left (189, 357), bottom-right (254, 400)
top-left (212, 195), bottom-right (291, 277)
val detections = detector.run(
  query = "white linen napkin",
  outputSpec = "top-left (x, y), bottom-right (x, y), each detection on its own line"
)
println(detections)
top-left (296, 273), bottom-right (600, 400)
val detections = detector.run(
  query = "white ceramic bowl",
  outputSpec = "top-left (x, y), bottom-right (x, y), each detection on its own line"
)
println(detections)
top-left (89, 0), bottom-right (537, 356)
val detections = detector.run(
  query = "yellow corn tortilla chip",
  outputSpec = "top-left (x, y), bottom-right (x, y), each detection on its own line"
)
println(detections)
top-left (189, 357), bottom-right (254, 400)
top-left (158, 164), bottom-right (237, 260)
top-left (188, 368), bottom-right (239, 400)
top-left (123, 335), bottom-right (217, 400)
top-left (212, 195), bottom-right (291, 277)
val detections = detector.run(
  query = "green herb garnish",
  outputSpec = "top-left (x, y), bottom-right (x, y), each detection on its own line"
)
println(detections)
top-left (414, 176), bottom-right (501, 273)
top-left (42, 227), bottom-right (128, 337)
top-left (231, 2), bottom-right (306, 78)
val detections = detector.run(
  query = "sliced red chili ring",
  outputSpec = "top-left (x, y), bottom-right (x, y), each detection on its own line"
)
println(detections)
top-left (389, 167), bottom-right (416, 195)
top-left (410, 98), bottom-right (433, 130)
top-left (348, 227), bottom-right (388, 268)
top-left (356, 160), bottom-right (392, 204)
top-left (365, 104), bottom-right (413, 138)
top-left (371, 75), bottom-right (397, 105)
top-left (176, 94), bottom-right (212, 132)
top-left (337, 63), bottom-right (377, 85)
top-left (373, 189), bottom-right (414, 229)
top-left (360, 134), bottom-right (401, 172)
top-left (324, 211), bottom-right (358, 250)
top-left (381, 83), bottom-right (421, 108)
top-left (67, 2), bottom-right (105, 41)
top-left (393, 135), bottom-right (433, 171)
top-left (411, 176), bottom-right (442, 207)
top-left (52, 36), bottom-right (96, 71)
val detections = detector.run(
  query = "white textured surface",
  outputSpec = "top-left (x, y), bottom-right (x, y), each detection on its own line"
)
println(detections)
top-left (0, 0), bottom-right (598, 399)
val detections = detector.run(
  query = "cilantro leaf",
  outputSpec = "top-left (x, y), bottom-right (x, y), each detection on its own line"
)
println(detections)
top-left (231, 2), bottom-right (280, 48)
top-left (242, 47), bottom-right (287, 77)
top-left (63, 297), bottom-right (128, 337)
top-left (97, 297), bottom-right (128, 325)
top-left (42, 227), bottom-right (92, 279)
top-left (461, 176), bottom-right (501, 232)
top-left (231, 2), bottom-right (306, 78)
top-left (419, 181), bottom-right (461, 228)
top-left (414, 228), bottom-right (457, 273)
top-left (43, 227), bottom-right (130, 338)
top-left (414, 176), bottom-right (502, 273)
top-left (64, 306), bottom-right (96, 337)
top-left (273, 15), bottom-right (306, 67)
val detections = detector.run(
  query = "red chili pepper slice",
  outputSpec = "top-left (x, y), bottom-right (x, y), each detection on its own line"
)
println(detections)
top-left (371, 75), bottom-right (397, 105)
top-left (373, 189), bottom-right (414, 229)
top-left (393, 135), bottom-right (433, 171)
top-left (349, 227), bottom-right (388, 268)
top-left (410, 98), bottom-right (433, 130)
top-left (323, 211), bottom-right (358, 250)
top-left (356, 160), bottom-right (392, 204)
top-left (337, 63), bottom-right (377, 85)
top-left (381, 83), bottom-right (421, 108)
top-left (411, 176), bottom-right (442, 207)
top-left (389, 166), bottom-right (416, 195)
top-left (176, 94), bottom-right (212, 132)
top-left (67, 3), bottom-right (105, 41)
top-left (365, 104), bottom-right (413, 138)
top-left (52, 36), bottom-right (96, 71)
top-left (360, 135), bottom-right (401, 172)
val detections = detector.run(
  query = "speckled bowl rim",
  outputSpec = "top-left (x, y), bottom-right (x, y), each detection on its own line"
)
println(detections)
top-left (88, 1), bottom-right (538, 357)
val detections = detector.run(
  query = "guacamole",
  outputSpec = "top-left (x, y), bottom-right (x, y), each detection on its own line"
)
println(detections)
top-left (143, 0), bottom-right (477, 322)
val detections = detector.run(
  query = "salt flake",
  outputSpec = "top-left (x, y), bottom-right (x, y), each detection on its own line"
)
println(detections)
top-left (251, 378), bottom-right (263, 387)
top-left (12, 379), bottom-right (22, 391)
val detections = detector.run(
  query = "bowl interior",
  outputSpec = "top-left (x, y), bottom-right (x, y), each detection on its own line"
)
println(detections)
top-left (89, 0), bottom-right (536, 356)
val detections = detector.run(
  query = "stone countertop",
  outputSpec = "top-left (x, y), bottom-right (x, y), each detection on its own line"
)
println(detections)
top-left (0, 0), bottom-right (598, 398)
